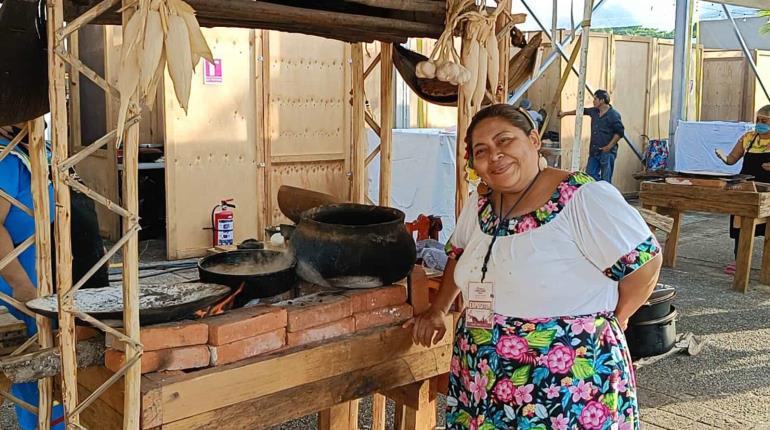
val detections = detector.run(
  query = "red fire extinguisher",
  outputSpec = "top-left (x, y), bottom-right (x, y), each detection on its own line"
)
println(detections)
top-left (210, 199), bottom-right (236, 247)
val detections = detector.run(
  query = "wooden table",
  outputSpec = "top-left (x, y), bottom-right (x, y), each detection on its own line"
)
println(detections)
top-left (640, 181), bottom-right (770, 293)
top-left (74, 315), bottom-right (453, 430)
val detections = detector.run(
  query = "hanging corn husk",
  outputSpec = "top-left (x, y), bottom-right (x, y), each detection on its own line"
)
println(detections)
top-left (115, 0), bottom-right (213, 146)
top-left (423, 0), bottom-right (512, 110)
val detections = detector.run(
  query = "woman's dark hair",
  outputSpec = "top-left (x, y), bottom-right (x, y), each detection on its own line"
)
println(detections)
top-left (465, 103), bottom-right (536, 166)
top-left (594, 89), bottom-right (610, 104)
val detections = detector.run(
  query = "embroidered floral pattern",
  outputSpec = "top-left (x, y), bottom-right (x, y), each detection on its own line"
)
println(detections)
top-left (604, 236), bottom-right (661, 281)
top-left (446, 313), bottom-right (640, 430)
top-left (477, 172), bottom-right (594, 236)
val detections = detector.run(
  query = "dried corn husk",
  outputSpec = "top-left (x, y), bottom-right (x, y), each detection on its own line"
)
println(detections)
top-left (165, 14), bottom-right (193, 112)
top-left (486, 29), bottom-right (500, 98)
top-left (473, 44), bottom-right (488, 109)
top-left (141, 10), bottom-right (163, 94)
top-left (115, 9), bottom-right (145, 147)
top-left (179, 7), bottom-right (213, 66)
top-left (114, 0), bottom-right (212, 145)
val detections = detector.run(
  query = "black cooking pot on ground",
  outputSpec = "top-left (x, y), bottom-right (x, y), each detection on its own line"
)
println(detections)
top-left (629, 285), bottom-right (676, 324)
top-left (625, 306), bottom-right (678, 359)
top-left (290, 203), bottom-right (417, 289)
top-left (198, 250), bottom-right (297, 307)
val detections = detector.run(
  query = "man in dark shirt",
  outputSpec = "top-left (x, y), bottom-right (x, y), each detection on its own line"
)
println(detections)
top-left (558, 90), bottom-right (625, 182)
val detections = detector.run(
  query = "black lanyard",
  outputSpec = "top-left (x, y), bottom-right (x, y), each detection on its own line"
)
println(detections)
top-left (480, 171), bottom-right (541, 282)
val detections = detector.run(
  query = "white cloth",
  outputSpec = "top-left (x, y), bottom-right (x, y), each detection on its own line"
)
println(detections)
top-left (672, 120), bottom-right (754, 175)
top-left (366, 129), bottom-right (457, 242)
top-left (450, 181), bottom-right (652, 318)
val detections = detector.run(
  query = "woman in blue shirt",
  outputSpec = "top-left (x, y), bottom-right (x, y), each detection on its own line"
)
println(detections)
top-left (0, 125), bottom-right (64, 430)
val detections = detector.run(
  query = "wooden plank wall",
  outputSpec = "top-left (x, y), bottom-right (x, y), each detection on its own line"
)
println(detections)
top-left (701, 51), bottom-right (751, 122)
top-left (558, 33), bottom-right (610, 183)
top-left (754, 51), bottom-right (770, 112)
top-left (526, 34), bottom-right (700, 194)
top-left (163, 28), bottom-right (261, 259)
top-left (265, 32), bottom-right (351, 226)
top-left (611, 37), bottom-right (652, 194)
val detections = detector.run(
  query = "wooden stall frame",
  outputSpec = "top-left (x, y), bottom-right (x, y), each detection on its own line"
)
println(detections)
top-left (35, 0), bottom-right (508, 428)
top-left (42, 0), bottom-right (146, 427)
top-left (0, 118), bottom-right (55, 429)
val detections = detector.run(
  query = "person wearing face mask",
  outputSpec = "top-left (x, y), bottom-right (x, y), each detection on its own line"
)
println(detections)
top-left (403, 104), bottom-right (662, 430)
top-left (715, 104), bottom-right (770, 275)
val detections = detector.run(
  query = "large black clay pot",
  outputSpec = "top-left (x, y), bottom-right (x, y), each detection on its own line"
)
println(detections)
top-left (290, 204), bottom-right (417, 288)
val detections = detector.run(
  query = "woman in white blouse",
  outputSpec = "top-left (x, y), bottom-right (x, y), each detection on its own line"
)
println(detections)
top-left (404, 104), bottom-right (662, 430)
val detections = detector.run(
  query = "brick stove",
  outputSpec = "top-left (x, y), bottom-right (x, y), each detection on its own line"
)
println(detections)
top-left (103, 283), bottom-right (413, 374)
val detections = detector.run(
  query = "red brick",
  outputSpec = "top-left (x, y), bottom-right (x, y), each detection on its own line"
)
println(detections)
top-left (354, 304), bottom-right (414, 331)
top-left (106, 320), bottom-right (209, 352)
top-left (105, 345), bottom-right (210, 374)
top-left (344, 285), bottom-right (408, 314)
top-left (205, 306), bottom-right (287, 346)
top-left (286, 317), bottom-right (355, 347)
top-left (275, 293), bottom-right (352, 332)
top-left (209, 328), bottom-right (285, 366)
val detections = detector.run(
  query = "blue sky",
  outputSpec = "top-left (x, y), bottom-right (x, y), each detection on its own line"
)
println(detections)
top-left (511, 0), bottom-right (762, 32)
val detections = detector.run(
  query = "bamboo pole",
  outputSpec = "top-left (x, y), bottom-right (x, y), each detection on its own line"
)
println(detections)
top-left (57, 0), bottom-right (121, 40)
top-left (455, 37), bottom-right (471, 217)
top-left (120, 3), bottom-right (143, 428)
top-left (365, 111), bottom-right (382, 136)
top-left (364, 53), bottom-right (381, 79)
top-left (47, 0), bottom-right (79, 422)
top-left (379, 42), bottom-right (394, 206)
top-left (28, 117), bottom-right (54, 430)
top-left (69, 33), bottom-right (83, 152)
top-left (0, 127), bottom-right (29, 164)
top-left (55, 49), bottom-right (120, 99)
top-left (351, 43), bottom-right (367, 204)
top-left (496, 10), bottom-right (511, 102)
top-left (540, 35), bottom-right (582, 139)
top-left (571, 0), bottom-right (594, 172)
top-left (0, 190), bottom-right (33, 217)
top-left (366, 145), bottom-right (381, 165)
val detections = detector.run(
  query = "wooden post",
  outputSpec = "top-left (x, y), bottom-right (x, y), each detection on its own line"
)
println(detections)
top-left (28, 117), bottom-right (53, 430)
top-left (570, 0), bottom-right (594, 172)
top-left (662, 211), bottom-right (682, 268)
top-left (371, 393), bottom-right (387, 430)
top-left (455, 38), bottom-right (471, 218)
top-left (761, 225), bottom-right (770, 285)
top-left (46, 0), bottom-right (79, 424)
top-left (734, 217), bottom-right (757, 293)
top-left (400, 379), bottom-right (437, 430)
top-left (379, 42), bottom-right (394, 206)
top-left (120, 2), bottom-right (143, 428)
top-left (351, 43), bottom-right (367, 204)
top-left (318, 401), bottom-right (358, 430)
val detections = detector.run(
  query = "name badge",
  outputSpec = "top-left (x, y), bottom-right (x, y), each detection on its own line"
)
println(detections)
top-left (465, 281), bottom-right (495, 329)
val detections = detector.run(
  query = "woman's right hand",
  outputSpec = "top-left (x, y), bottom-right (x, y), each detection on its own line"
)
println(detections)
top-left (715, 148), bottom-right (729, 164)
top-left (402, 306), bottom-right (448, 347)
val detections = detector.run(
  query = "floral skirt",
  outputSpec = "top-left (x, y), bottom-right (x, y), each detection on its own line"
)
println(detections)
top-left (446, 312), bottom-right (639, 430)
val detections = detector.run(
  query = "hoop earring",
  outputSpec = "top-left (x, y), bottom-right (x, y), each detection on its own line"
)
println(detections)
top-left (477, 181), bottom-right (493, 196)
top-left (538, 153), bottom-right (548, 171)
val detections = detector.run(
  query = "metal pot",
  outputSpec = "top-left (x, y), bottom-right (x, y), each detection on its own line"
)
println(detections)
top-left (629, 285), bottom-right (676, 324)
top-left (625, 306), bottom-right (678, 358)
top-left (198, 250), bottom-right (298, 307)
top-left (289, 203), bottom-right (417, 289)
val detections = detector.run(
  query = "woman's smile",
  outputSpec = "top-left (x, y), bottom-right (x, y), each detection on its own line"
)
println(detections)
top-left (489, 160), bottom-right (514, 176)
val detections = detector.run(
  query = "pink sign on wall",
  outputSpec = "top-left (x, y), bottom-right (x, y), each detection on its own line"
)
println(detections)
top-left (203, 59), bottom-right (223, 85)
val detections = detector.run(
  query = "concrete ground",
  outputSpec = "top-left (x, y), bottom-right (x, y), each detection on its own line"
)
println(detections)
top-left (2, 213), bottom-right (770, 429)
